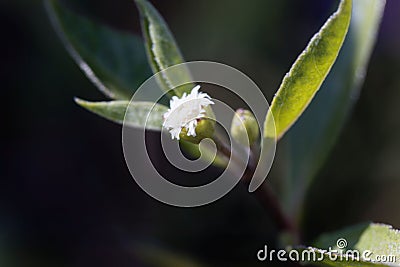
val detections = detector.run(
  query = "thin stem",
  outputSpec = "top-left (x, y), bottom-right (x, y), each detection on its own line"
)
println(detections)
top-left (242, 153), bottom-right (299, 243)
top-left (214, 135), bottom-right (231, 159)
top-left (214, 135), bottom-right (300, 244)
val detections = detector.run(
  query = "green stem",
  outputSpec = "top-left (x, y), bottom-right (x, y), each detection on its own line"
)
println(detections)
top-left (214, 135), bottom-right (300, 244)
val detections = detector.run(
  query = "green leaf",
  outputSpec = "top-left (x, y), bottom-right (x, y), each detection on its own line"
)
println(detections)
top-left (355, 224), bottom-right (400, 265)
top-left (264, 0), bottom-right (352, 140)
top-left (75, 98), bottom-right (167, 130)
top-left (45, 0), bottom-right (151, 100)
top-left (134, 0), bottom-right (193, 97)
top-left (297, 223), bottom-right (400, 266)
top-left (280, 0), bottom-right (386, 217)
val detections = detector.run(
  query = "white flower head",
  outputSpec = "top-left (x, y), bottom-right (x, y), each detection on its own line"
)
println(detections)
top-left (163, 85), bottom-right (214, 140)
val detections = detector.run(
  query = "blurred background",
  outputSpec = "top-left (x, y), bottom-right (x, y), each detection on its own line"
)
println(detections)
top-left (1, 0), bottom-right (399, 266)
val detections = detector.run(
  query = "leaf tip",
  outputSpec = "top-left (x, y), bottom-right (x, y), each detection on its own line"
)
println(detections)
top-left (74, 96), bottom-right (84, 105)
top-left (74, 97), bottom-right (92, 110)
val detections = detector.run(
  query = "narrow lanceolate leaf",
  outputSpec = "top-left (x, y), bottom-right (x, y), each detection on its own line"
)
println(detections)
top-left (281, 0), bottom-right (385, 217)
top-left (46, 0), bottom-right (151, 100)
top-left (135, 0), bottom-right (193, 97)
top-left (296, 223), bottom-right (400, 267)
top-left (75, 98), bottom-right (168, 130)
top-left (264, 0), bottom-right (352, 140)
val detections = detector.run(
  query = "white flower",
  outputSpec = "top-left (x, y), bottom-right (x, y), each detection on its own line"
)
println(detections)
top-left (163, 85), bottom-right (214, 140)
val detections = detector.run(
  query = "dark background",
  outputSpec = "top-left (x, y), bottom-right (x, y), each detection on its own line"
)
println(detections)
top-left (1, 0), bottom-right (399, 266)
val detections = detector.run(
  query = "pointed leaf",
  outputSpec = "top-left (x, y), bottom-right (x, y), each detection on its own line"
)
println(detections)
top-left (264, 0), bottom-right (352, 140)
top-left (46, 0), bottom-right (151, 100)
top-left (281, 0), bottom-right (386, 216)
top-left (135, 0), bottom-right (193, 97)
top-left (75, 98), bottom-right (167, 130)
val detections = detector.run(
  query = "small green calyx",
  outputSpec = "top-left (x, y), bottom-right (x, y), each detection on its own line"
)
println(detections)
top-left (179, 118), bottom-right (215, 144)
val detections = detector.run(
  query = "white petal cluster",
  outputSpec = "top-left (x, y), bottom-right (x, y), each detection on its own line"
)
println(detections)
top-left (163, 85), bottom-right (214, 140)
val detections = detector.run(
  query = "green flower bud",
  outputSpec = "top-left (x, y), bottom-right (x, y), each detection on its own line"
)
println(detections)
top-left (230, 109), bottom-right (259, 147)
top-left (180, 118), bottom-right (215, 144)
